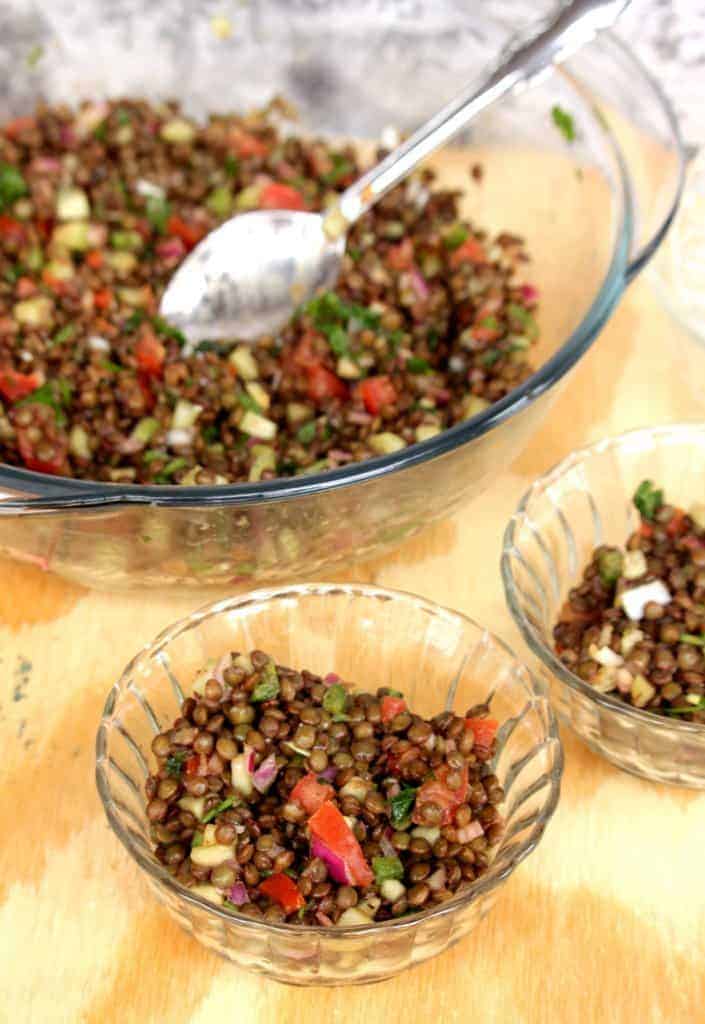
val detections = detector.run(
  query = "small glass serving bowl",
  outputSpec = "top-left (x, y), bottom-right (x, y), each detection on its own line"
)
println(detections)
top-left (502, 423), bottom-right (705, 788)
top-left (95, 583), bottom-right (562, 985)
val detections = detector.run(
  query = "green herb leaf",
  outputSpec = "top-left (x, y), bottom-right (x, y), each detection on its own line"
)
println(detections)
top-left (665, 698), bottom-right (705, 715)
top-left (3, 264), bottom-right (24, 283)
top-left (17, 378), bottom-right (73, 426)
top-left (151, 314), bottom-right (185, 345)
top-left (443, 223), bottom-right (469, 251)
top-left (479, 349), bottom-right (500, 367)
top-left (680, 634), bottom-right (705, 647)
top-left (93, 121), bottom-right (108, 142)
top-left (251, 660), bottom-right (280, 702)
top-left (347, 246), bottom-right (361, 262)
top-left (191, 832), bottom-right (204, 848)
top-left (372, 855), bottom-right (404, 884)
top-left (296, 905), bottom-right (307, 920)
top-left (237, 391), bottom-right (262, 414)
top-left (381, 688), bottom-right (403, 698)
top-left (202, 424), bottom-right (220, 444)
top-left (324, 324), bottom-right (349, 356)
top-left (224, 154), bottom-right (240, 177)
top-left (406, 356), bottom-right (431, 374)
top-left (389, 786), bottom-right (417, 828)
top-left (598, 549), bottom-right (623, 587)
top-left (551, 104), bottom-right (576, 143)
top-left (142, 449), bottom-right (167, 465)
top-left (115, 107), bottom-right (132, 125)
top-left (124, 309), bottom-right (146, 332)
top-left (322, 154), bottom-right (354, 185)
top-left (201, 796), bottom-right (235, 824)
top-left (154, 456), bottom-right (187, 482)
top-left (52, 324), bottom-right (76, 346)
top-left (166, 751), bottom-right (188, 777)
top-left (0, 162), bottom-right (28, 210)
top-left (100, 359), bottom-right (123, 374)
top-left (145, 195), bottom-right (172, 234)
top-left (296, 420), bottom-right (317, 445)
top-left (506, 303), bottom-right (538, 341)
top-left (427, 328), bottom-right (440, 351)
top-left (322, 683), bottom-right (349, 718)
top-left (633, 480), bottom-right (663, 521)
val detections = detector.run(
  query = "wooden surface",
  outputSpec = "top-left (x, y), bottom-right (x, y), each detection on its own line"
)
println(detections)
top-left (4, 237), bottom-right (705, 1021)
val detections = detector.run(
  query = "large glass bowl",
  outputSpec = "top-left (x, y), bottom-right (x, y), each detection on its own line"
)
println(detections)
top-left (0, 1), bottom-right (684, 587)
top-left (502, 424), bottom-right (705, 788)
top-left (95, 583), bottom-right (562, 985)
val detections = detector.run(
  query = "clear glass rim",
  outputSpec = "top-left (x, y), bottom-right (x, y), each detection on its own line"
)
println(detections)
top-left (0, 33), bottom-right (685, 512)
top-left (95, 581), bottom-right (563, 937)
top-left (502, 422), bottom-right (705, 737)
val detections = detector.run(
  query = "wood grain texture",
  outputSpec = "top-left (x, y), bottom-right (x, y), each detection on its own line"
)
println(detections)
top-left (3, 217), bottom-right (705, 1023)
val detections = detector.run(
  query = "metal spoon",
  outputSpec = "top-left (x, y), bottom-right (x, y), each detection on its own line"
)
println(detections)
top-left (160, 0), bottom-right (630, 346)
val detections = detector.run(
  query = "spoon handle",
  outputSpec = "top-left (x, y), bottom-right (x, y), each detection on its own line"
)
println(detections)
top-left (334, 0), bottom-right (630, 226)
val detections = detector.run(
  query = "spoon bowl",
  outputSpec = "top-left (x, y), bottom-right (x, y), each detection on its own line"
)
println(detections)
top-left (160, 210), bottom-right (344, 344)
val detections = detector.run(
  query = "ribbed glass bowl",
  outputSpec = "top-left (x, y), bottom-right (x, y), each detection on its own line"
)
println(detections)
top-left (502, 423), bottom-right (705, 788)
top-left (95, 583), bottom-right (562, 985)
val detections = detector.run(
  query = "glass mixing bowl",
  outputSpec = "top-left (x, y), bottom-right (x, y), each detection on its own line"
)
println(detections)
top-left (0, 1), bottom-right (684, 587)
top-left (95, 583), bottom-right (562, 984)
top-left (502, 424), bottom-right (705, 787)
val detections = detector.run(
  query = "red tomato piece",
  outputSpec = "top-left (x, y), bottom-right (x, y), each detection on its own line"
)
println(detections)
top-left (290, 772), bottom-right (335, 816)
top-left (0, 368), bottom-right (41, 402)
top-left (308, 801), bottom-right (373, 887)
top-left (306, 364), bottom-right (348, 404)
top-left (0, 215), bottom-right (26, 246)
top-left (639, 521), bottom-right (654, 539)
top-left (230, 129), bottom-right (269, 159)
top-left (666, 509), bottom-right (687, 538)
top-left (93, 287), bottom-right (113, 310)
top-left (464, 717), bottom-right (499, 755)
top-left (290, 331), bottom-right (321, 370)
top-left (134, 327), bottom-right (166, 378)
top-left (412, 763), bottom-right (469, 826)
top-left (259, 873), bottom-right (305, 914)
top-left (85, 249), bottom-right (104, 270)
top-left (380, 696), bottom-right (407, 724)
top-left (15, 277), bottom-right (36, 299)
top-left (358, 375), bottom-right (397, 415)
top-left (17, 432), bottom-right (66, 475)
top-left (4, 116), bottom-right (35, 139)
top-left (137, 374), bottom-right (156, 412)
top-left (166, 215), bottom-right (205, 251)
top-left (450, 237), bottom-right (487, 267)
top-left (387, 238), bottom-right (414, 270)
top-left (185, 755), bottom-right (202, 776)
top-left (259, 182), bottom-right (305, 211)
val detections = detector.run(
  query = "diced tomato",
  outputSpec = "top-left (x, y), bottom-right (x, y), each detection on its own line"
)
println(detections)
top-left (230, 128), bottom-right (269, 159)
top-left (259, 182), bottom-right (305, 211)
top-left (36, 217), bottom-right (53, 242)
top-left (4, 116), bottom-right (35, 140)
top-left (639, 521), bottom-right (654, 539)
top-left (93, 287), bottom-right (113, 310)
top-left (15, 276), bottom-right (36, 299)
top-left (137, 373), bottom-right (156, 412)
top-left (134, 327), bottom-right (166, 378)
top-left (85, 249), bottom-right (104, 269)
top-left (471, 323), bottom-right (502, 343)
top-left (259, 873), bottom-right (305, 914)
top-left (308, 801), bottom-right (373, 887)
top-left (185, 755), bottom-right (202, 776)
top-left (290, 330), bottom-right (321, 370)
top-left (358, 375), bottom-right (397, 415)
top-left (0, 215), bottom-right (26, 246)
top-left (166, 215), bottom-right (205, 251)
top-left (0, 368), bottom-right (41, 402)
top-left (387, 238), bottom-right (414, 271)
top-left (17, 431), bottom-right (66, 475)
top-left (450, 237), bottom-right (487, 267)
top-left (666, 509), bottom-right (687, 538)
top-left (290, 772), bottom-right (335, 816)
top-left (413, 763), bottom-right (469, 827)
top-left (41, 268), bottom-right (70, 294)
top-left (682, 535), bottom-right (705, 552)
top-left (464, 717), bottom-right (499, 755)
top-left (380, 696), bottom-right (407, 724)
top-left (306, 364), bottom-right (348, 404)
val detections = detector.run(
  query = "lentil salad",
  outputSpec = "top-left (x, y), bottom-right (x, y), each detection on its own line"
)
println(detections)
top-left (146, 649), bottom-right (503, 925)
top-left (0, 97), bottom-right (539, 485)
top-left (554, 481), bottom-right (705, 722)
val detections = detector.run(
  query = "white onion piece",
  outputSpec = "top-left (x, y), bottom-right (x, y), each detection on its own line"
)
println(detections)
top-left (166, 427), bottom-right (195, 449)
top-left (620, 581), bottom-right (672, 621)
top-left (88, 335), bottom-right (111, 352)
top-left (588, 644), bottom-right (624, 668)
top-left (136, 178), bottom-right (166, 199)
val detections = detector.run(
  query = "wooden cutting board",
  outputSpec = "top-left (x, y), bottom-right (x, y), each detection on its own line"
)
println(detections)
top-left (3, 193), bottom-right (705, 1021)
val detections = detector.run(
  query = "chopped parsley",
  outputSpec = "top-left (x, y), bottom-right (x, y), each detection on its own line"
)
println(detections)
top-left (325, 324), bottom-right (349, 356)
top-left (166, 751), bottom-right (188, 777)
top-left (389, 787), bottom-right (417, 827)
top-left (151, 314), bottom-right (185, 345)
top-left (322, 683), bottom-right (349, 718)
top-left (443, 224), bottom-right (469, 251)
top-left (51, 324), bottom-right (76, 346)
top-left (201, 796), bottom-right (235, 824)
top-left (124, 309), bottom-right (146, 331)
top-left (296, 420), bottom-right (317, 445)
top-left (202, 424), bottom-right (220, 444)
top-left (237, 391), bottom-right (263, 414)
top-left (665, 698), bottom-right (705, 716)
top-left (17, 378), bottom-right (73, 427)
top-left (506, 303), bottom-right (538, 341)
top-left (323, 153), bottom-right (354, 185)
top-left (406, 356), bottom-right (431, 374)
top-left (153, 456), bottom-right (187, 482)
top-left (480, 349), bottom-right (501, 367)
top-left (0, 162), bottom-right (28, 210)
top-left (551, 105), bottom-right (576, 143)
top-left (679, 634), bottom-right (705, 647)
top-left (372, 856), bottom-right (404, 884)
top-left (224, 154), bottom-right (240, 177)
top-left (100, 359), bottom-right (123, 374)
top-left (633, 480), bottom-right (663, 521)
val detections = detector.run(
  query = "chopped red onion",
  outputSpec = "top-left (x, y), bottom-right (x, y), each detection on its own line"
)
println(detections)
top-left (456, 821), bottom-right (484, 844)
top-left (318, 765), bottom-right (338, 782)
top-left (156, 237), bottom-right (186, 262)
top-left (521, 283), bottom-right (539, 304)
top-left (379, 833), bottom-right (397, 858)
top-left (408, 266), bottom-right (430, 301)
top-left (227, 882), bottom-right (249, 906)
top-left (252, 752), bottom-right (279, 793)
top-left (323, 673), bottom-right (340, 687)
top-left (211, 652), bottom-right (231, 685)
top-left (310, 834), bottom-right (354, 884)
